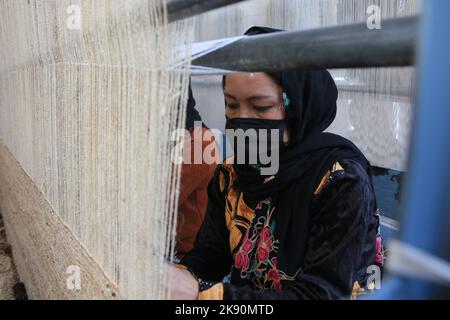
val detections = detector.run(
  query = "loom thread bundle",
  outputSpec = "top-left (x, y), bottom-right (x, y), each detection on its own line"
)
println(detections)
top-left (0, 0), bottom-right (193, 299)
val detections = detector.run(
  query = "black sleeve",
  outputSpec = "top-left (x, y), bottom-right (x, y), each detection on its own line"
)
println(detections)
top-left (180, 167), bottom-right (234, 282)
top-left (222, 159), bottom-right (379, 300)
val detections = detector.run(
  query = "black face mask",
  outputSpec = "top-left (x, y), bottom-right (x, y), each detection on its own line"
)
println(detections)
top-left (225, 117), bottom-right (286, 173)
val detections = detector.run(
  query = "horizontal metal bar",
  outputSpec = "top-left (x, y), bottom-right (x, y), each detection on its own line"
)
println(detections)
top-left (192, 16), bottom-right (420, 71)
top-left (191, 74), bottom-right (415, 97)
top-left (167, 0), bottom-right (248, 22)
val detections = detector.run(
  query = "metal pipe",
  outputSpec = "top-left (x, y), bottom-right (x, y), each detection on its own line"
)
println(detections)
top-left (192, 16), bottom-right (419, 71)
top-left (167, 0), bottom-right (248, 22)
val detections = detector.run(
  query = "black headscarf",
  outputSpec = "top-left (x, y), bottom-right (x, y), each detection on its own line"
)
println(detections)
top-left (185, 80), bottom-right (203, 130)
top-left (233, 26), bottom-right (372, 276)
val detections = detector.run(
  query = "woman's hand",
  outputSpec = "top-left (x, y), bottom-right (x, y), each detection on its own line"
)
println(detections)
top-left (166, 264), bottom-right (199, 300)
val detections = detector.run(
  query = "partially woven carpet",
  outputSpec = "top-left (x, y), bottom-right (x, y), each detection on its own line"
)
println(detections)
top-left (0, 0), bottom-right (193, 299)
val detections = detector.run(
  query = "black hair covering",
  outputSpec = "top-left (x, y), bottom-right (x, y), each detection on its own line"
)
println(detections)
top-left (185, 80), bottom-right (203, 129)
top-left (236, 26), bottom-right (373, 275)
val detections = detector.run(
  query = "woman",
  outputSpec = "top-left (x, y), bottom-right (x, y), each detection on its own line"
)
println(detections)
top-left (167, 27), bottom-right (384, 300)
top-left (175, 83), bottom-right (217, 259)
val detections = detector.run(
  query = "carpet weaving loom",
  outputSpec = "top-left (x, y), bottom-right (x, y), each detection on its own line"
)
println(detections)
top-left (0, 0), bottom-right (424, 300)
top-left (0, 0), bottom-right (193, 299)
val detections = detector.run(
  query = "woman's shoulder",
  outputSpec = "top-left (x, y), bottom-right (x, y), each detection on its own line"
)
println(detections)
top-left (310, 158), bottom-right (380, 249)
top-left (313, 158), bottom-right (372, 197)
top-left (215, 159), bottom-right (371, 196)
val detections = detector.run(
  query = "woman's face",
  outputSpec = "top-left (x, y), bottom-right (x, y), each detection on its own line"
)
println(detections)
top-left (224, 72), bottom-right (285, 120)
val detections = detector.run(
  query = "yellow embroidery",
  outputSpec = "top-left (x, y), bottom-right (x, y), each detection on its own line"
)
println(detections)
top-left (332, 162), bottom-right (344, 172)
top-left (314, 170), bottom-right (331, 195)
top-left (225, 187), bottom-right (238, 228)
top-left (221, 165), bottom-right (255, 253)
top-left (229, 194), bottom-right (255, 252)
top-left (313, 161), bottom-right (344, 195)
top-left (219, 170), bottom-right (226, 193)
top-left (219, 164), bottom-right (234, 193)
top-left (198, 283), bottom-right (224, 300)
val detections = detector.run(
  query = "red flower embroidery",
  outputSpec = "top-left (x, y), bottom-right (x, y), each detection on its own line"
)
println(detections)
top-left (260, 226), bottom-right (271, 242)
top-left (235, 251), bottom-right (249, 271)
top-left (267, 268), bottom-right (280, 281)
top-left (242, 239), bottom-right (254, 253)
top-left (256, 226), bottom-right (272, 264)
top-left (232, 201), bottom-right (291, 291)
top-left (267, 268), bottom-right (282, 291)
top-left (234, 229), bottom-right (254, 271)
top-left (375, 236), bottom-right (384, 265)
top-left (271, 257), bottom-right (278, 268)
top-left (257, 246), bottom-right (270, 264)
top-left (241, 229), bottom-right (254, 253)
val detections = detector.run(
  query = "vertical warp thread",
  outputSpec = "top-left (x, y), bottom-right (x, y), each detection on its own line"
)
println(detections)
top-left (0, 0), bottom-right (194, 299)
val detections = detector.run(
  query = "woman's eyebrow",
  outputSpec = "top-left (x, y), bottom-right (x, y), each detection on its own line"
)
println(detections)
top-left (224, 92), bottom-right (236, 99)
top-left (247, 94), bottom-right (276, 101)
top-left (224, 92), bottom-right (276, 101)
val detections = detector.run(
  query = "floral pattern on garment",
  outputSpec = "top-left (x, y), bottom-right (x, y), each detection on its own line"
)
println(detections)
top-left (233, 199), bottom-right (299, 291)
top-left (374, 210), bottom-right (385, 266)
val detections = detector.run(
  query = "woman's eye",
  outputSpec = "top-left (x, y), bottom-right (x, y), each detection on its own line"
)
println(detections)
top-left (226, 103), bottom-right (239, 110)
top-left (254, 106), bottom-right (273, 112)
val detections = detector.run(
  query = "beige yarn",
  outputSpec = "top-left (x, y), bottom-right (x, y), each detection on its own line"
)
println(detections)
top-left (0, 0), bottom-right (193, 299)
top-left (0, 212), bottom-right (18, 300)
